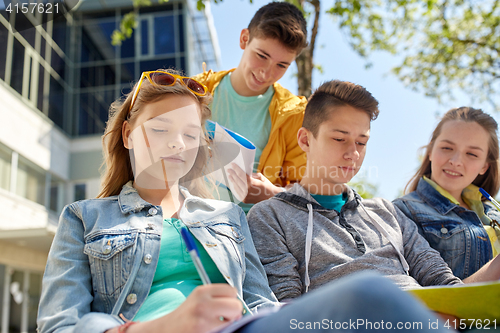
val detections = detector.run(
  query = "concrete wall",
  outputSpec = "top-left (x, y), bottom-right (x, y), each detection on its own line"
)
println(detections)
top-left (0, 83), bottom-right (71, 181)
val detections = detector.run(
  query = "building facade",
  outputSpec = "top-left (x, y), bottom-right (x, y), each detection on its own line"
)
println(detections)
top-left (0, 0), bottom-right (219, 331)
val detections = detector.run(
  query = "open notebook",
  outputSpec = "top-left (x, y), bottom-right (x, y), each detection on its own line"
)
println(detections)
top-left (407, 280), bottom-right (500, 320)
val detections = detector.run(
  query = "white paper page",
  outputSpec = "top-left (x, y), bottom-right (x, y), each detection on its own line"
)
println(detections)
top-left (206, 122), bottom-right (256, 202)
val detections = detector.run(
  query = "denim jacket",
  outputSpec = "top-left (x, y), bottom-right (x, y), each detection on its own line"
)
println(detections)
top-left (37, 182), bottom-right (278, 333)
top-left (393, 178), bottom-right (498, 279)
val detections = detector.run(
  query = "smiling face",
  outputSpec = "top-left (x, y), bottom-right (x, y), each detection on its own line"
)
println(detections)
top-left (231, 29), bottom-right (297, 97)
top-left (429, 120), bottom-right (490, 200)
top-left (122, 95), bottom-right (202, 189)
top-left (298, 105), bottom-right (371, 195)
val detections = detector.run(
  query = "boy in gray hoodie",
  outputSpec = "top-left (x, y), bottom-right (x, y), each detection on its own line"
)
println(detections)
top-left (247, 80), bottom-right (500, 302)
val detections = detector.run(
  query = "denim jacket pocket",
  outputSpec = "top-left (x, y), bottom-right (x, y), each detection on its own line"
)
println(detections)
top-left (420, 220), bottom-right (466, 263)
top-left (205, 219), bottom-right (245, 268)
top-left (84, 232), bottom-right (137, 297)
top-left (208, 223), bottom-right (245, 243)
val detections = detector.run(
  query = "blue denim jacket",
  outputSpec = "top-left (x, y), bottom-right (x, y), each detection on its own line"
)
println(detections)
top-left (37, 182), bottom-right (278, 333)
top-left (393, 178), bottom-right (498, 279)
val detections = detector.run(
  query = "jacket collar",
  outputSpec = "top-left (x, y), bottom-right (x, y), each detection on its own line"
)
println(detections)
top-left (416, 177), bottom-right (458, 215)
top-left (275, 183), bottom-right (361, 212)
top-left (117, 181), bottom-right (215, 214)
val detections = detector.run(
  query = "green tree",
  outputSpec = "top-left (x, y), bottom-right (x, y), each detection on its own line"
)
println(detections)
top-left (327, 0), bottom-right (500, 110)
top-left (287, 0), bottom-right (321, 97)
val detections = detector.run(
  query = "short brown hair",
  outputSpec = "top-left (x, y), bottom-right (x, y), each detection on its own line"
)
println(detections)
top-left (405, 107), bottom-right (500, 197)
top-left (303, 80), bottom-right (379, 137)
top-left (248, 2), bottom-right (308, 53)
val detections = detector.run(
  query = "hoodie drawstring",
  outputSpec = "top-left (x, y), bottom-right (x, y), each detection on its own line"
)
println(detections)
top-left (359, 203), bottom-right (410, 275)
top-left (304, 203), bottom-right (314, 293)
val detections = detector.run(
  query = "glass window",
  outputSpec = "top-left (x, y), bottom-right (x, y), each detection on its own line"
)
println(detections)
top-left (74, 183), bottom-right (86, 201)
top-left (178, 13), bottom-right (184, 53)
top-left (16, 157), bottom-right (46, 205)
top-left (98, 89), bottom-right (114, 122)
top-left (141, 19), bottom-right (148, 55)
top-left (48, 76), bottom-right (65, 129)
top-left (28, 272), bottom-right (42, 332)
top-left (120, 27), bottom-right (135, 59)
top-left (26, 56), bottom-right (33, 100)
top-left (80, 30), bottom-right (99, 63)
top-left (49, 182), bottom-right (58, 212)
top-left (39, 34), bottom-right (46, 60)
top-left (78, 94), bottom-right (92, 135)
top-left (52, 15), bottom-right (67, 54)
top-left (37, 64), bottom-right (45, 112)
top-left (48, 177), bottom-right (65, 213)
top-left (80, 64), bottom-right (116, 88)
top-left (9, 270), bottom-right (24, 332)
top-left (51, 49), bottom-right (65, 80)
top-left (80, 20), bottom-right (116, 63)
top-left (11, 37), bottom-right (24, 95)
top-left (140, 58), bottom-right (175, 73)
top-left (120, 85), bottom-right (132, 97)
top-left (0, 23), bottom-right (8, 81)
top-left (80, 67), bottom-right (90, 87)
top-left (0, 147), bottom-right (11, 191)
top-left (0, 269), bottom-right (42, 333)
top-left (180, 56), bottom-right (186, 74)
top-left (140, 3), bottom-right (173, 14)
top-left (120, 61), bottom-right (135, 84)
top-left (82, 10), bottom-right (116, 20)
top-left (154, 15), bottom-right (175, 55)
top-left (78, 89), bottom-right (113, 135)
top-left (16, 13), bottom-right (36, 48)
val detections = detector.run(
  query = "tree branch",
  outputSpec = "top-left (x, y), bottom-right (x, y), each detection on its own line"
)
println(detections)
top-left (308, 0), bottom-right (320, 61)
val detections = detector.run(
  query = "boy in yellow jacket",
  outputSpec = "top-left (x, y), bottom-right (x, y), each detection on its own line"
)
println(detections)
top-left (194, 2), bottom-right (308, 209)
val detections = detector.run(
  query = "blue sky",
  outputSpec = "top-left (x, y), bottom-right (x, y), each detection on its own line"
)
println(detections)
top-left (209, 0), bottom-right (500, 200)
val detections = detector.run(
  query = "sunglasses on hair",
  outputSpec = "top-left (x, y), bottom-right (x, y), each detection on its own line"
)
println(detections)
top-left (129, 71), bottom-right (208, 112)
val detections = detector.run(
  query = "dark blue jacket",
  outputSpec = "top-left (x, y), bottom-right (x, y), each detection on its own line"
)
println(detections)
top-left (393, 178), bottom-right (499, 279)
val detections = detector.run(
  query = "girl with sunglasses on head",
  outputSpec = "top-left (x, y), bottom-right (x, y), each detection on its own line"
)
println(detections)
top-left (394, 107), bottom-right (500, 280)
top-left (37, 69), bottom-right (455, 333)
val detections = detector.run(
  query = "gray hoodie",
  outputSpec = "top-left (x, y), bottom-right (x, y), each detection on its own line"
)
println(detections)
top-left (247, 183), bottom-right (462, 301)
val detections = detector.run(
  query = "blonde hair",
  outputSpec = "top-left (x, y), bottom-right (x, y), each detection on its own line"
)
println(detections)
top-left (97, 69), bottom-right (213, 198)
top-left (405, 107), bottom-right (500, 197)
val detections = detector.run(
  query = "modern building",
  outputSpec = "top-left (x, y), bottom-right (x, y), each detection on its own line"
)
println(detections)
top-left (0, 0), bottom-right (220, 330)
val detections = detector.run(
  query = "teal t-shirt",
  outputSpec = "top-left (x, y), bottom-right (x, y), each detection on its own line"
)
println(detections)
top-left (211, 73), bottom-right (274, 168)
top-left (133, 218), bottom-right (226, 322)
top-left (311, 193), bottom-right (347, 212)
top-left (211, 73), bottom-right (274, 213)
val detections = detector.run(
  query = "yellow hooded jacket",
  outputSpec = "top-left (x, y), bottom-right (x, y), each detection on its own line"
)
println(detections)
top-left (193, 68), bottom-right (307, 187)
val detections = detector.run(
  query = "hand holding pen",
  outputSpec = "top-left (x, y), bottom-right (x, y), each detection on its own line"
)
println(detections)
top-left (180, 227), bottom-right (253, 317)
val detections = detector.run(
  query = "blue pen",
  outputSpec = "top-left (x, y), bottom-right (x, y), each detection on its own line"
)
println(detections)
top-left (180, 227), bottom-right (211, 285)
top-left (180, 227), bottom-right (252, 316)
top-left (479, 188), bottom-right (500, 211)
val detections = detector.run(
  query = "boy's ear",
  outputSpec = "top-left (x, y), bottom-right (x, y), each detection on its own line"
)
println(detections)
top-left (122, 121), bottom-right (133, 149)
top-left (297, 127), bottom-right (311, 153)
top-left (240, 29), bottom-right (250, 50)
